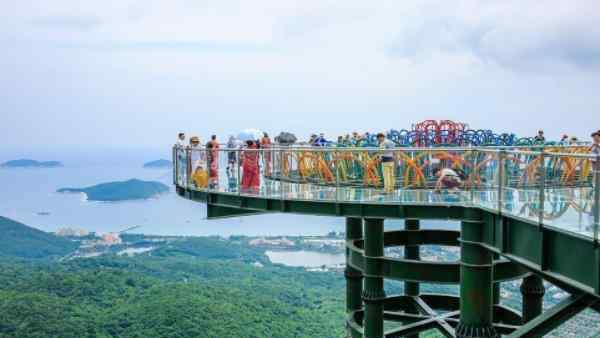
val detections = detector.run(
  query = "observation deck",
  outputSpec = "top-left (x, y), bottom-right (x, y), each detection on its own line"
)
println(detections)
top-left (174, 144), bottom-right (600, 338)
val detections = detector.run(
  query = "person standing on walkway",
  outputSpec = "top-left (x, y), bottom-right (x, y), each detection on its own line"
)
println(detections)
top-left (377, 133), bottom-right (395, 194)
top-left (176, 133), bottom-right (187, 185)
top-left (190, 136), bottom-right (209, 188)
top-left (226, 136), bottom-right (238, 174)
top-left (241, 140), bottom-right (260, 193)
top-left (261, 132), bottom-right (272, 176)
top-left (189, 136), bottom-right (203, 170)
top-left (206, 135), bottom-right (220, 188)
top-left (176, 133), bottom-right (186, 147)
top-left (591, 131), bottom-right (600, 228)
top-left (314, 133), bottom-right (327, 146)
top-left (534, 130), bottom-right (546, 144)
top-left (591, 131), bottom-right (600, 170)
top-left (570, 136), bottom-right (579, 145)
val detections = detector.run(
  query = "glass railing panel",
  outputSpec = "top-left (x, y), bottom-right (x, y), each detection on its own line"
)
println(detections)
top-left (203, 148), bottom-right (238, 194)
top-left (278, 148), bottom-right (337, 201)
top-left (174, 146), bottom-right (186, 187)
top-left (471, 149), bottom-right (500, 210)
top-left (508, 189), bottom-right (543, 224)
top-left (259, 147), bottom-right (281, 198)
top-left (500, 149), bottom-right (540, 223)
top-left (540, 152), bottom-right (596, 237)
top-left (333, 148), bottom-right (367, 203)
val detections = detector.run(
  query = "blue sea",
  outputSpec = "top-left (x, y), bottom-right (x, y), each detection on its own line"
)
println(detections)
top-left (0, 149), bottom-right (456, 236)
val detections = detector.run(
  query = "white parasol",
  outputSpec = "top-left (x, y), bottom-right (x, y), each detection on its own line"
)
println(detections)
top-left (238, 129), bottom-right (263, 142)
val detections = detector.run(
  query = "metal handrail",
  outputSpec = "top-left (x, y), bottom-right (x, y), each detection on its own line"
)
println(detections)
top-left (173, 145), bottom-right (595, 159)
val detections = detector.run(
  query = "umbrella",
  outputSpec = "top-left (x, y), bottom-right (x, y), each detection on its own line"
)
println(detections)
top-left (275, 132), bottom-right (297, 145)
top-left (238, 129), bottom-right (263, 142)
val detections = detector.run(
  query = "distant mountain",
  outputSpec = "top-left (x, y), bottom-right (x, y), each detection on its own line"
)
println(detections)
top-left (57, 179), bottom-right (169, 202)
top-left (143, 159), bottom-right (172, 168)
top-left (1, 159), bottom-right (62, 168)
top-left (0, 216), bottom-right (78, 259)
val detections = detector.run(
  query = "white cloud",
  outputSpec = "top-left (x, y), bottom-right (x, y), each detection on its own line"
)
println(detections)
top-left (384, 0), bottom-right (600, 70)
top-left (0, 0), bottom-right (599, 148)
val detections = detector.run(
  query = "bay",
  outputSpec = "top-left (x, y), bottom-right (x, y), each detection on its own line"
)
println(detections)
top-left (0, 156), bottom-right (457, 236)
top-left (266, 250), bottom-right (345, 268)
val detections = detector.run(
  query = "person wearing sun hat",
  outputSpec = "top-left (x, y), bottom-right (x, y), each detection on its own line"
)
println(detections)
top-left (189, 136), bottom-right (203, 170)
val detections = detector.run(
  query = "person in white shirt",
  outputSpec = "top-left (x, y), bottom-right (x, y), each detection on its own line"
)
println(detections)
top-left (176, 133), bottom-right (187, 184)
top-left (176, 133), bottom-right (186, 147)
top-left (227, 136), bottom-right (242, 172)
top-left (189, 136), bottom-right (204, 171)
top-left (377, 133), bottom-right (396, 193)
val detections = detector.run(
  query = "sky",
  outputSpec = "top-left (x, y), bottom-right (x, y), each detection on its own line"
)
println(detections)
top-left (2, 0), bottom-right (600, 151)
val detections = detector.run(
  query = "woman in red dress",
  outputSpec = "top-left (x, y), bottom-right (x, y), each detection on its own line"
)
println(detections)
top-left (241, 140), bottom-right (260, 193)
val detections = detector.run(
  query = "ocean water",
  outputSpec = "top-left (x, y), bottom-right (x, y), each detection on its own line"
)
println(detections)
top-left (266, 250), bottom-right (345, 267)
top-left (0, 153), bottom-right (459, 236)
top-left (0, 162), bottom-right (348, 236)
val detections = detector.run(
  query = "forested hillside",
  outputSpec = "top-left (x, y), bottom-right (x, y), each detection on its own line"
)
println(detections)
top-left (0, 216), bottom-right (77, 259)
top-left (0, 219), bottom-right (347, 338)
top-left (0, 255), bottom-right (346, 338)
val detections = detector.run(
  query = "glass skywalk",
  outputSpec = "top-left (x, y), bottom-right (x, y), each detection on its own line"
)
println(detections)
top-left (174, 146), bottom-right (599, 241)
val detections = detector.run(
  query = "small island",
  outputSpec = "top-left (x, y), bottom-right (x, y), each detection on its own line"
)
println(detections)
top-left (1, 159), bottom-right (62, 168)
top-left (143, 159), bottom-right (172, 168)
top-left (57, 179), bottom-right (169, 202)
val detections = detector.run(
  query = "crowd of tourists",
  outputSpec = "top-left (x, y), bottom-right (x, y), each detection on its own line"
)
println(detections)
top-left (175, 129), bottom-right (600, 194)
top-left (176, 132), bottom-right (273, 193)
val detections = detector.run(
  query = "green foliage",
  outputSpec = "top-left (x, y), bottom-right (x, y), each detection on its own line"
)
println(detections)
top-left (0, 216), bottom-right (77, 259)
top-left (153, 236), bottom-right (268, 263)
top-left (0, 249), bottom-right (346, 338)
top-left (0, 219), bottom-right (461, 338)
top-left (57, 179), bottom-right (169, 201)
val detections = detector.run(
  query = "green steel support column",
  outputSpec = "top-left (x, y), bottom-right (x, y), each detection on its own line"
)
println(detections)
top-left (493, 255), bottom-right (501, 307)
top-left (457, 210), bottom-right (498, 338)
top-left (363, 218), bottom-right (386, 338)
top-left (346, 218), bottom-right (363, 314)
top-left (492, 254), bottom-right (502, 305)
top-left (520, 274), bottom-right (545, 324)
top-left (493, 283), bottom-right (501, 306)
top-left (405, 219), bottom-right (420, 338)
